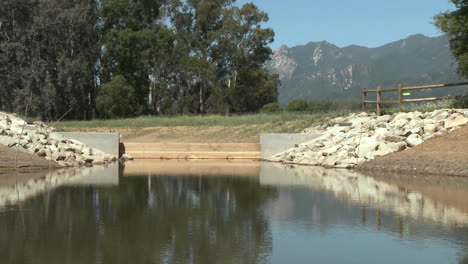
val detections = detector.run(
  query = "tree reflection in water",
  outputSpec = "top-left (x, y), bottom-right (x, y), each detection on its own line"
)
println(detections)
top-left (0, 175), bottom-right (277, 264)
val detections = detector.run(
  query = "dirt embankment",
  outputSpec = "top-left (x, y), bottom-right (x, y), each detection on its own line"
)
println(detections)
top-left (0, 144), bottom-right (56, 171)
top-left (358, 126), bottom-right (468, 177)
top-left (59, 122), bottom-right (311, 143)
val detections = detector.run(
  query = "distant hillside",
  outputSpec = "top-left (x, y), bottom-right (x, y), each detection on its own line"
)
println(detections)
top-left (267, 34), bottom-right (467, 104)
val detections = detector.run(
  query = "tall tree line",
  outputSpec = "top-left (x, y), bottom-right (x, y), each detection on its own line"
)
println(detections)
top-left (0, 0), bottom-right (279, 120)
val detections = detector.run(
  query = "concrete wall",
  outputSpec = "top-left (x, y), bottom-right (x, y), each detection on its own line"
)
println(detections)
top-left (260, 133), bottom-right (321, 159)
top-left (59, 132), bottom-right (120, 157)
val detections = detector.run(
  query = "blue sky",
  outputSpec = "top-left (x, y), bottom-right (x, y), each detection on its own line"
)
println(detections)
top-left (237, 0), bottom-right (455, 49)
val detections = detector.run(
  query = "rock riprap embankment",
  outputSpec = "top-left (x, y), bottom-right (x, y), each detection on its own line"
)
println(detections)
top-left (268, 109), bottom-right (468, 168)
top-left (0, 112), bottom-right (117, 167)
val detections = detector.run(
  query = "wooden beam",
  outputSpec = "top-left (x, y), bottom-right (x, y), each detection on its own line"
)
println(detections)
top-left (398, 84), bottom-right (404, 110)
top-left (123, 142), bottom-right (261, 152)
top-left (362, 88), bottom-right (367, 111)
top-left (376, 86), bottom-right (382, 116)
top-left (403, 96), bottom-right (451, 103)
top-left (365, 87), bottom-right (400, 92)
top-left (123, 142), bottom-right (262, 160)
top-left (126, 151), bottom-right (261, 160)
top-left (404, 81), bottom-right (468, 90)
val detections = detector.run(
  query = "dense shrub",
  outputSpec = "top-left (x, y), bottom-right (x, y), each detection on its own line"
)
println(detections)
top-left (451, 95), bottom-right (468, 108)
top-left (286, 99), bottom-right (310, 112)
top-left (286, 99), bottom-right (361, 113)
top-left (260, 103), bottom-right (283, 113)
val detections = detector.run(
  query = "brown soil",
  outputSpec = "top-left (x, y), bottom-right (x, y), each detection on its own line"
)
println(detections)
top-left (60, 123), bottom-right (306, 143)
top-left (0, 144), bottom-right (56, 171)
top-left (359, 126), bottom-right (468, 177)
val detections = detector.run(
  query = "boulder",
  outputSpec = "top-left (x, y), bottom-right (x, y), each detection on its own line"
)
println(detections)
top-left (376, 115), bottom-right (392, 123)
top-left (444, 117), bottom-right (468, 129)
top-left (423, 124), bottom-right (436, 134)
top-left (406, 134), bottom-right (423, 147)
top-left (0, 135), bottom-right (17, 147)
top-left (384, 136), bottom-right (406, 143)
top-left (357, 136), bottom-right (379, 158)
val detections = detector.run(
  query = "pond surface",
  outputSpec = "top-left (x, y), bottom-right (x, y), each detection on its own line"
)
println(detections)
top-left (0, 161), bottom-right (467, 264)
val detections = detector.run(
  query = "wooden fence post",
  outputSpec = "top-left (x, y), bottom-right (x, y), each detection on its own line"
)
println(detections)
top-left (362, 88), bottom-right (367, 111)
top-left (376, 85), bottom-right (382, 116)
top-left (398, 84), bottom-right (403, 110)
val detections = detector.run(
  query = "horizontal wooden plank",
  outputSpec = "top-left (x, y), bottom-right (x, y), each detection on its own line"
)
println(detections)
top-left (403, 96), bottom-right (451, 102)
top-left (363, 100), bottom-right (377, 103)
top-left (126, 151), bottom-right (261, 160)
top-left (365, 88), bottom-right (399, 92)
top-left (380, 100), bottom-right (399, 104)
top-left (404, 81), bottom-right (468, 91)
top-left (123, 142), bottom-right (261, 152)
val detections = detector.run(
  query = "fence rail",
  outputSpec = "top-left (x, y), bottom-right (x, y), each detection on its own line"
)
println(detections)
top-left (362, 81), bottom-right (468, 115)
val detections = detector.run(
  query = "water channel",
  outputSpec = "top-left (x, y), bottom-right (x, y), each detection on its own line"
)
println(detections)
top-left (0, 160), bottom-right (467, 264)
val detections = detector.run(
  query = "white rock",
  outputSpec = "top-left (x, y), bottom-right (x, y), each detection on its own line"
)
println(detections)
top-left (357, 136), bottom-right (379, 158)
top-left (423, 124), bottom-right (436, 134)
top-left (374, 128), bottom-right (390, 138)
top-left (406, 134), bottom-right (423, 147)
top-left (376, 115), bottom-right (392, 123)
top-left (444, 117), bottom-right (468, 129)
top-left (321, 144), bottom-right (343, 156)
top-left (0, 135), bottom-right (17, 147)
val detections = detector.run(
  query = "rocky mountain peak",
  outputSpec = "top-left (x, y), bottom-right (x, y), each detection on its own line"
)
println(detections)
top-left (266, 34), bottom-right (462, 104)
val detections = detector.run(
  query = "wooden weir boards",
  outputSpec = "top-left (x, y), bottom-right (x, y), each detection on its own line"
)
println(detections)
top-left (362, 81), bottom-right (468, 116)
top-left (123, 142), bottom-right (262, 160)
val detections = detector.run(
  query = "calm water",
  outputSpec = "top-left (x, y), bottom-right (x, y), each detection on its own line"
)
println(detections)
top-left (0, 161), bottom-right (467, 264)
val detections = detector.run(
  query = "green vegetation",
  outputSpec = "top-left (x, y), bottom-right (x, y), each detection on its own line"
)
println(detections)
top-left (54, 112), bottom-right (346, 129)
top-left (259, 103), bottom-right (283, 113)
top-left (285, 99), bottom-right (361, 113)
top-left (452, 95), bottom-right (468, 108)
top-left (54, 97), bottom-right (461, 129)
top-left (435, 1), bottom-right (468, 78)
top-left (0, 0), bottom-right (278, 120)
top-left (379, 100), bottom-right (454, 115)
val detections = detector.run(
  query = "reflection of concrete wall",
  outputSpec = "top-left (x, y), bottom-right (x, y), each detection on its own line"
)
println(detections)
top-left (260, 163), bottom-right (468, 226)
top-left (0, 164), bottom-right (120, 207)
top-left (59, 132), bottom-right (120, 157)
top-left (260, 134), bottom-right (320, 159)
top-left (63, 163), bottom-right (119, 186)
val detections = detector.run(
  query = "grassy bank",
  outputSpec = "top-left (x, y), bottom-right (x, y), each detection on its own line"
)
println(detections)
top-left (53, 112), bottom-right (349, 143)
top-left (50, 100), bottom-right (464, 143)
top-left (54, 112), bottom-right (346, 128)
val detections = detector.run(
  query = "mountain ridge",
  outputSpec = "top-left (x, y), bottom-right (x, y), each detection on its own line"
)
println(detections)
top-left (267, 34), bottom-right (466, 104)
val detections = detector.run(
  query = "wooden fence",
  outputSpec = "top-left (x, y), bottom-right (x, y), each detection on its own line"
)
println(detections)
top-left (362, 81), bottom-right (468, 115)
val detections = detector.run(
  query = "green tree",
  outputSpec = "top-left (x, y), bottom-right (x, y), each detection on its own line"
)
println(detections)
top-left (96, 75), bottom-right (137, 118)
top-left (435, 0), bottom-right (468, 77)
top-left (100, 0), bottom-right (169, 116)
top-left (0, 0), bottom-right (100, 120)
